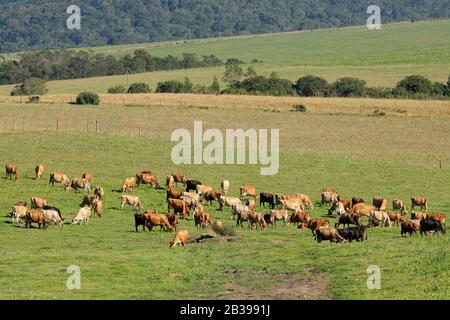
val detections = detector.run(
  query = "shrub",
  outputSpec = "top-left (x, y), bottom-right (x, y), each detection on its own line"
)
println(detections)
top-left (156, 80), bottom-right (184, 93)
top-left (234, 75), bottom-right (295, 96)
top-left (210, 76), bottom-right (220, 94)
top-left (294, 75), bottom-right (329, 97)
top-left (331, 77), bottom-right (366, 97)
top-left (293, 104), bottom-right (307, 112)
top-left (394, 75), bottom-right (433, 97)
top-left (128, 82), bottom-right (151, 94)
top-left (212, 224), bottom-right (237, 237)
top-left (365, 87), bottom-right (393, 98)
top-left (432, 82), bottom-right (447, 98)
top-left (108, 85), bottom-right (126, 94)
top-left (76, 92), bottom-right (100, 105)
top-left (10, 77), bottom-right (48, 96)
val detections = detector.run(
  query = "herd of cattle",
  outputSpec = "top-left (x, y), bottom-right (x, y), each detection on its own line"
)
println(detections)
top-left (4, 163), bottom-right (448, 247)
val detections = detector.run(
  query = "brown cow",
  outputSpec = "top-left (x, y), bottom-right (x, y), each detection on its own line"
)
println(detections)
top-left (166, 175), bottom-right (175, 188)
top-left (315, 228), bottom-right (346, 243)
top-left (25, 209), bottom-right (51, 229)
top-left (328, 200), bottom-right (350, 216)
top-left (373, 197), bottom-right (388, 211)
top-left (167, 198), bottom-right (188, 219)
top-left (240, 185), bottom-right (257, 198)
top-left (268, 209), bottom-right (289, 227)
top-left (144, 211), bottom-right (173, 232)
top-left (392, 199), bottom-right (406, 215)
top-left (236, 210), bottom-right (250, 228)
top-left (401, 220), bottom-right (418, 237)
top-left (165, 213), bottom-right (179, 231)
top-left (65, 178), bottom-right (90, 192)
top-left (288, 211), bottom-right (311, 226)
top-left (248, 212), bottom-right (265, 230)
top-left (203, 190), bottom-right (221, 206)
top-left (121, 177), bottom-right (137, 193)
top-left (82, 172), bottom-right (93, 183)
top-left (194, 208), bottom-right (212, 229)
top-left (171, 172), bottom-right (188, 186)
top-left (298, 219), bottom-right (330, 235)
top-left (35, 164), bottom-right (44, 180)
top-left (196, 184), bottom-right (213, 195)
top-left (121, 195), bottom-right (142, 211)
top-left (388, 211), bottom-right (404, 227)
top-left (93, 200), bottom-right (103, 217)
top-left (166, 188), bottom-right (183, 201)
top-left (5, 163), bottom-right (20, 180)
top-left (31, 197), bottom-right (48, 209)
top-left (136, 173), bottom-right (159, 188)
top-left (49, 172), bottom-right (69, 186)
top-left (411, 211), bottom-right (427, 221)
top-left (170, 230), bottom-right (190, 248)
top-left (411, 196), bottom-right (428, 211)
top-left (352, 197), bottom-right (365, 207)
top-left (426, 213), bottom-right (446, 226)
top-left (321, 189), bottom-right (339, 205)
top-left (349, 203), bottom-right (374, 217)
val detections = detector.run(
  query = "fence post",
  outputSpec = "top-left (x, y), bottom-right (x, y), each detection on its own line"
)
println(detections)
top-left (439, 160), bottom-right (442, 169)
top-left (96, 120), bottom-right (100, 134)
top-left (56, 120), bottom-right (59, 131)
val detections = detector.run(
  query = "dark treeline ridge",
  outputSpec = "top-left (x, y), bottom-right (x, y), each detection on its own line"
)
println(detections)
top-left (0, 0), bottom-right (449, 52)
top-left (0, 50), bottom-right (233, 85)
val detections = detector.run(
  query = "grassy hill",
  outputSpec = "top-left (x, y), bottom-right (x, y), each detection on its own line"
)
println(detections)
top-left (1, 20), bottom-right (449, 95)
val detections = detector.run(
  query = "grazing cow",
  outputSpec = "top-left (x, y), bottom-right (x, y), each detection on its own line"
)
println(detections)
top-left (426, 213), bottom-right (446, 226)
top-left (94, 186), bottom-right (104, 199)
top-left (171, 173), bottom-right (188, 186)
top-left (185, 180), bottom-right (202, 192)
top-left (120, 195), bottom-right (142, 211)
top-left (246, 199), bottom-right (256, 212)
top-left (369, 211), bottom-right (392, 227)
top-left (373, 197), bottom-right (388, 211)
top-left (236, 210), bottom-right (250, 228)
top-left (166, 188), bottom-right (183, 201)
top-left (259, 192), bottom-right (275, 209)
top-left (411, 196), bottom-right (428, 211)
top-left (5, 163), bottom-right (20, 180)
top-left (35, 164), bottom-right (44, 180)
top-left (401, 220), bottom-right (417, 237)
top-left (248, 212), bottom-right (266, 230)
top-left (338, 226), bottom-right (367, 242)
top-left (288, 211), bottom-right (311, 226)
top-left (165, 214), bottom-right (179, 231)
top-left (231, 203), bottom-right (250, 221)
top-left (167, 198), bottom-right (188, 219)
top-left (221, 180), bottom-right (230, 195)
top-left (15, 201), bottom-right (27, 207)
top-left (42, 207), bottom-right (64, 227)
top-left (136, 173), bottom-right (160, 188)
top-left (280, 199), bottom-right (304, 212)
top-left (218, 195), bottom-right (242, 211)
top-left (335, 213), bottom-right (361, 228)
top-left (194, 207), bottom-right (212, 229)
top-left (11, 205), bottom-right (28, 224)
top-left (392, 199), bottom-right (406, 214)
top-left (71, 207), bottom-right (91, 225)
top-left (144, 211), bottom-right (173, 231)
top-left (203, 190), bottom-right (221, 206)
top-left (315, 228), bottom-right (346, 243)
top-left (239, 185), bottom-right (257, 198)
top-left (411, 211), bottom-right (427, 221)
top-left (196, 184), bottom-right (213, 195)
top-left (49, 172), bottom-right (69, 186)
top-left (181, 192), bottom-right (201, 208)
top-left (170, 230), bottom-right (190, 248)
top-left (420, 220), bottom-right (445, 236)
top-left (80, 194), bottom-right (96, 207)
top-left (298, 219), bottom-right (330, 235)
top-left (134, 213), bottom-right (146, 232)
top-left (349, 203), bottom-right (374, 217)
top-left (321, 189), bottom-right (339, 205)
top-left (31, 197), bottom-right (48, 209)
top-left (93, 200), bottom-right (103, 217)
top-left (166, 175), bottom-right (175, 189)
top-left (387, 211), bottom-right (404, 227)
top-left (82, 172), bottom-right (93, 183)
top-left (268, 209), bottom-right (289, 227)
top-left (25, 209), bottom-right (51, 229)
top-left (121, 177), bottom-right (137, 193)
top-left (328, 200), bottom-right (350, 216)
top-left (65, 178), bottom-right (90, 192)
top-left (352, 197), bottom-right (365, 207)
top-left (297, 194), bottom-right (314, 209)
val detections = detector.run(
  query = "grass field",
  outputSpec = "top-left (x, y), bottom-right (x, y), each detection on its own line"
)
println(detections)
top-left (1, 19), bottom-right (450, 95)
top-left (0, 101), bottom-right (449, 300)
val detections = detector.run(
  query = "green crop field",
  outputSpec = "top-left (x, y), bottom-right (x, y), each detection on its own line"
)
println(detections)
top-left (0, 102), bottom-right (449, 299)
top-left (1, 19), bottom-right (450, 96)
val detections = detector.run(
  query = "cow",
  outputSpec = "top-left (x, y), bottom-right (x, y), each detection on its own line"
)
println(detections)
top-left (94, 186), bottom-right (105, 199)
top-left (411, 211), bottom-right (427, 221)
top-left (120, 195), bottom-right (142, 211)
top-left (246, 199), bottom-right (256, 212)
top-left (236, 210), bottom-right (250, 228)
top-left (369, 211), bottom-right (392, 227)
top-left (411, 196), bottom-right (428, 211)
top-left (144, 211), bottom-right (173, 232)
top-left (35, 164), bottom-right (44, 180)
top-left (196, 184), bottom-right (213, 195)
top-left (218, 195), bottom-right (242, 212)
top-left (65, 178), bottom-right (90, 192)
top-left (49, 172), bottom-right (70, 186)
top-left (328, 200), bottom-right (350, 216)
top-left (239, 185), bottom-right (257, 199)
top-left (186, 180), bottom-right (202, 192)
top-left (121, 177), bottom-right (137, 193)
top-left (31, 197), bottom-right (48, 209)
top-left (166, 175), bottom-right (175, 189)
top-left (11, 205), bottom-right (28, 224)
top-left (321, 189), bottom-right (339, 205)
top-left (165, 213), bottom-right (179, 231)
top-left (5, 163), bottom-right (20, 180)
top-left (298, 219), bottom-right (330, 235)
top-left (349, 203), bottom-right (374, 217)
top-left (170, 230), bottom-right (190, 248)
top-left (166, 188), bottom-right (183, 201)
top-left (315, 228), bottom-right (346, 243)
top-left (231, 203), bottom-right (250, 221)
top-left (259, 192), bottom-right (275, 209)
top-left (297, 194), bottom-right (314, 209)
top-left (387, 211), bottom-right (404, 227)
top-left (194, 207), bottom-right (212, 229)
top-left (335, 213), bottom-right (361, 228)
top-left (134, 213), bottom-right (146, 232)
top-left (80, 194), bottom-right (96, 208)
top-left (25, 209), bottom-right (51, 229)
top-left (221, 180), bottom-right (230, 195)
top-left (171, 173), bottom-right (188, 187)
top-left (401, 220), bottom-right (417, 237)
top-left (42, 207), bottom-right (64, 227)
top-left (426, 213), bottom-right (446, 226)
top-left (82, 172), bottom-right (93, 184)
top-left (352, 197), bottom-right (365, 207)
top-left (392, 199), bottom-right (406, 215)
top-left (181, 192), bottom-right (201, 209)
top-left (203, 190), bottom-right (221, 206)
top-left (136, 173), bottom-right (160, 188)
top-left (15, 201), bottom-right (27, 207)
top-left (420, 220), bottom-right (445, 236)
top-left (288, 211), bottom-right (311, 226)
top-left (338, 226), bottom-right (367, 242)
top-left (248, 212), bottom-right (266, 230)
top-left (167, 198), bottom-right (188, 219)
top-left (93, 200), bottom-right (103, 217)
top-left (71, 207), bottom-right (91, 225)
top-left (268, 209), bottom-right (289, 227)
top-left (373, 197), bottom-right (388, 211)
top-left (280, 199), bottom-right (304, 212)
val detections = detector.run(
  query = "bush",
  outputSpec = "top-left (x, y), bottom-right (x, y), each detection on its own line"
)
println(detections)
top-left (294, 75), bottom-right (329, 97)
top-left (233, 75), bottom-right (295, 96)
top-left (432, 82), bottom-right (447, 97)
top-left (156, 80), bottom-right (185, 93)
top-left (128, 82), bottom-right (151, 94)
top-left (212, 224), bottom-right (237, 237)
top-left (365, 87), bottom-right (393, 98)
top-left (331, 77), bottom-right (366, 97)
top-left (394, 75), bottom-right (433, 97)
top-left (76, 92), bottom-right (100, 105)
top-left (108, 85), bottom-right (126, 94)
top-left (10, 77), bottom-right (48, 96)
top-left (293, 104), bottom-right (307, 112)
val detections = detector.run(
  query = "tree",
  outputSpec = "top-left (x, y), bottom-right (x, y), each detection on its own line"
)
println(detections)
top-left (210, 76), bottom-right (220, 94)
top-left (182, 77), bottom-right (193, 93)
top-left (108, 85), bottom-right (126, 94)
top-left (294, 75), bottom-right (329, 97)
top-left (128, 82), bottom-right (151, 94)
top-left (10, 77), bottom-right (48, 96)
top-left (331, 77), bottom-right (366, 97)
top-left (222, 64), bottom-right (243, 87)
top-left (394, 75), bottom-right (433, 96)
top-left (156, 80), bottom-right (184, 93)
top-left (245, 66), bottom-right (257, 78)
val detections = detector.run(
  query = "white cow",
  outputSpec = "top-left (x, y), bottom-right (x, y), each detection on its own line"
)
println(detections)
top-left (220, 180), bottom-right (230, 195)
top-left (43, 209), bottom-right (64, 227)
top-left (71, 207), bottom-right (91, 225)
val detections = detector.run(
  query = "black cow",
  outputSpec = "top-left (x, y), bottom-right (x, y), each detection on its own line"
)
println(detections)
top-left (335, 213), bottom-right (361, 228)
top-left (338, 226), bottom-right (367, 242)
top-left (259, 192), bottom-right (275, 209)
top-left (134, 213), bottom-right (146, 232)
top-left (420, 220), bottom-right (446, 236)
top-left (185, 180), bottom-right (202, 192)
